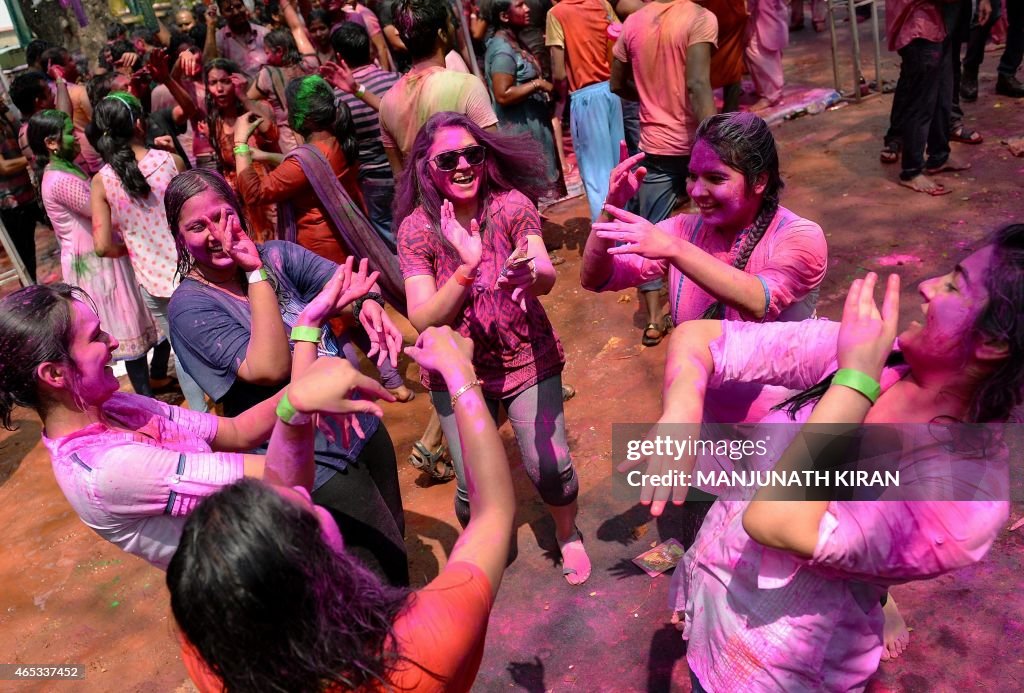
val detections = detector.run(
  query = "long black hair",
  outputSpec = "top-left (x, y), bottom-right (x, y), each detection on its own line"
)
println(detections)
top-left (776, 224), bottom-right (1024, 423)
top-left (695, 112), bottom-right (784, 319)
top-left (167, 478), bottom-right (412, 691)
top-left (203, 58), bottom-right (245, 176)
top-left (85, 92), bottom-right (151, 198)
top-left (393, 111), bottom-right (548, 250)
top-left (0, 284), bottom-right (88, 430)
top-left (285, 74), bottom-right (357, 162)
top-left (27, 109), bottom-right (72, 177)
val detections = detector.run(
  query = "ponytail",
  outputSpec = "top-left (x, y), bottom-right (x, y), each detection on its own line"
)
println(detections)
top-left (86, 92), bottom-right (151, 199)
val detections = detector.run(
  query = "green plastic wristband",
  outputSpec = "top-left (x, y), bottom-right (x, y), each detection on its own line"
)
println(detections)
top-left (275, 390), bottom-right (311, 425)
top-left (233, 143), bottom-right (252, 155)
top-left (832, 368), bottom-right (881, 404)
top-left (290, 325), bottom-right (321, 343)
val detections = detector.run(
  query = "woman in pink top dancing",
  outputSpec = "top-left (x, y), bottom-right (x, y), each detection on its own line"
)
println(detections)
top-left (638, 225), bottom-right (1022, 689)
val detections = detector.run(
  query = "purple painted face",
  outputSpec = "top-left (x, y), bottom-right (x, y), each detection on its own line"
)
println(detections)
top-left (685, 140), bottom-right (765, 233)
top-left (427, 127), bottom-right (484, 207)
top-left (898, 245), bottom-right (994, 369)
top-left (177, 189), bottom-right (240, 271)
top-left (67, 301), bottom-right (121, 406)
top-left (275, 485), bottom-right (346, 555)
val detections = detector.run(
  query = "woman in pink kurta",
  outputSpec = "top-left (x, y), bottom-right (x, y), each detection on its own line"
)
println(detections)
top-left (654, 226), bottom-right (1022, 689)
top-left (583, 112), bottom-right (827, 422)
top-left (28, 109), bottom-right (158, 394)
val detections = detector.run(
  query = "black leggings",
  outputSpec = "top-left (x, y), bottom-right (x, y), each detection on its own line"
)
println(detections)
top-left (312, 424), bottom-right (409, 586)
top-left (1, 203), bottom-right (41, 283)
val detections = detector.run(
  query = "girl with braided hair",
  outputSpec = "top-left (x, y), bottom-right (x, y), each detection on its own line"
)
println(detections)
top-left (582, 111), bottom-right (827, 421)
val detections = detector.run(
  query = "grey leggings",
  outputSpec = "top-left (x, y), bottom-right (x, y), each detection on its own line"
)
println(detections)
top-left (430, 375), bottom-right (579, 526)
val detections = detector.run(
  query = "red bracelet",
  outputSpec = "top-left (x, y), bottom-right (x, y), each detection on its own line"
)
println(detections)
top-left (454, 269), bottom-right (476, 287)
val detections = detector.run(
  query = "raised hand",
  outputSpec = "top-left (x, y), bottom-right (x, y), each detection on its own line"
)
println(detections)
top-left (319, 60), bottom-right (356, 93)
top-left (147, 48), bottom-right (171, 84)
top-left (336, 257), bottom-right (380, 308)
top-left (836, 272), bottom-right (900, 380)
top-left (605, 141), bottom-right (646, 210)
top-left (440, 199), bottom-right (482, 270)
top-left (46, 60), bottom-right (66, 82)
top-left (231, 73), bottom-right (250, 101)
top-left (358, 300), bottom-right (404, 369)
top-left (592, 204), bottom-right (678, 261)
top-left (234, 111), bottom-right (263, 144)
top-left (178, 49), bottom-right (201, 78)
top-left (210, 209), bottom-right (262, 272)
top-left (495, 237), bottom-right (535, 310)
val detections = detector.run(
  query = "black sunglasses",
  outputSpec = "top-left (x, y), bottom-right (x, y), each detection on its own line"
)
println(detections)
top-left (431, 145), bottom-right (486, 171)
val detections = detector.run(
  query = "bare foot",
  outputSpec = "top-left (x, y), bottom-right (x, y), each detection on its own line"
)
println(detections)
top-left (880, 597), bottom-right (910, 661)
top-left (559, 530), bottom-right (592, 585)
top-left (670, 610), bottom-right (685, 631)
top-left (387, 385), bottom-right (416, 403)
top-left (898, 174), bottom-right (951, 196)
top-left (925, 158), bottom-right (972, 175)
top-left (1006, 137), bottom-right (1024, 157)
top-left (750, 97), bottom-right (781, 113)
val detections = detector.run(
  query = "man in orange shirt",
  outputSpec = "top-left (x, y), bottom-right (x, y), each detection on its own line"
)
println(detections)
top-left (546, 0), bottom-right (624, 222)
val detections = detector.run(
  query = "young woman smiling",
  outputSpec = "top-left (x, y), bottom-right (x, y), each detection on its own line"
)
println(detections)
top-left (395, 111), bottom-right (591, 584)
top-left (582, 111), bottom-right (828, 423)
top-left (643, 226), bottom-right (1022, 687)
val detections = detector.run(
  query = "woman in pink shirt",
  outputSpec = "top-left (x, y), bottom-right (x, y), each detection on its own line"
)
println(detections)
top-left (583, 111), bottom-right (827, 423)
top-left (639, 226), bottom-right (1022, 690)
top-left (396, 111), bottom-right (591, 584)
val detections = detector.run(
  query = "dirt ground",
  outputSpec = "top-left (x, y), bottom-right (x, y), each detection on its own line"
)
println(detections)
top-left (1, 21), bottom-right (1023, 693)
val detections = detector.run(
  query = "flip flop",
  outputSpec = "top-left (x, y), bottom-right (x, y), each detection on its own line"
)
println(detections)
top-left (641, 321), bottom-right (667, 347)
top-left (925, 161), bottom-right (972, 175)
top-left (880, 143), bottom-right (900, 164)
top-left (950, 126), bottom-right (984, 145)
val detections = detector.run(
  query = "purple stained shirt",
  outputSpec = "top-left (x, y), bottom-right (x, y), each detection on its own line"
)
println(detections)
top-left (397, 190), bottom-right (564, 397)
top-left (216, 23), bottom-right (270, 77)
top-left (42, 392), bottom-right (244, 570)
top-left (671, 319), bottom-right (1009, 692)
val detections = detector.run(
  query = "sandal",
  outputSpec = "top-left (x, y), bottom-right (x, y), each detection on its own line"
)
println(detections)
top-left (559, 527), bottom-right (592, 585)
top-left (880, 142), bottom-right (900, 164)
top-left (408, 442), bottom-right (455, 482)
top-left (561, 384), bottom-right (576, 402)
top-left (388, 385), bottom-right (416, 403)
top-left (950, 126), bottom-right (983, 145)
top-left (641, 321), bottom-right (667, 347)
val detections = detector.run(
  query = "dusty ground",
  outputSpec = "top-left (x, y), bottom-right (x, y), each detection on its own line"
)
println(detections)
top-left (1, 21), bottom-right (1023, 693)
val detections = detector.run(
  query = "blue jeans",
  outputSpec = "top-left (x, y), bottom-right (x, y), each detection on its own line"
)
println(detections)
top-left (570, 81), bottom-right (625, 221)
top-left (140, 288), bottom-right (209, 412)
top-left (636, 153), bottom-right (690, 292)
top-left (359, 174), bottom-right (397, 252)
top-left (430, 375), bottom-right (579, 526)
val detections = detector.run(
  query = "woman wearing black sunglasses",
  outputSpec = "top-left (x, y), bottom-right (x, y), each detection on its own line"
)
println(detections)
top-left (394, 111), bottom-right (592, 585)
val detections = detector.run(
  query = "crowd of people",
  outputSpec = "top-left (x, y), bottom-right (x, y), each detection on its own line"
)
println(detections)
top-left (0, 0), bottom-right (1020, 690)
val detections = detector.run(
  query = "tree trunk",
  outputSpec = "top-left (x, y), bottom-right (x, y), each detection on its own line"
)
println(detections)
top-left (18, 0), bottom-right (73, 49)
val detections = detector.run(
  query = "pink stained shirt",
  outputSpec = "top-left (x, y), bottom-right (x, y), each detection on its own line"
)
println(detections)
top-left (397, 190), bottom-right (565, 397)
top-left (672, 318), bottom-right (1009, 692)
top-left (601, 206), bottom-right (826, 325)
top-left (216, 23), bottom-right (271, 77)
top-left (41, 393), bottom-right (245, 571)
top-left (98, 149), bottom-right (180, 298)
top-left (885, 0), bottom-right (946, 52)
top-left (612, 0), bottom-right (718, 156)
